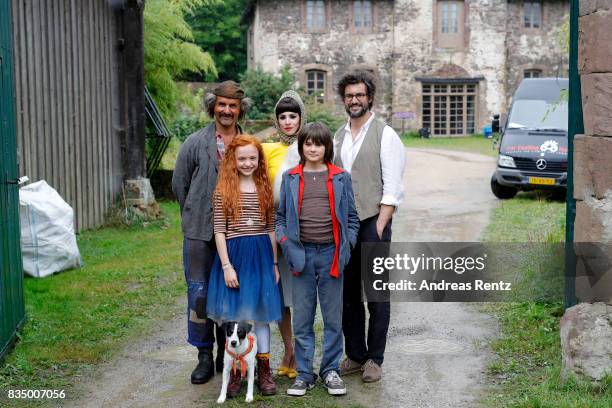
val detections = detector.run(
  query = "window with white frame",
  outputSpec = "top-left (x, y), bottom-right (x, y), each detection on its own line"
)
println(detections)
top-left (306, 0), bottom-right (326, 30)
top-left (437, 1), bottom-right (464, 49)
top-left (353, 1), bottom-right (372, 30)
top-left (441, 2), bottom-right (458, 33)
top-left (306, 70), bottom-right (326, 103)
top-left (524, 0), bottom-right (542, 29)
top-left (422, 83), bottom-right (477, 136)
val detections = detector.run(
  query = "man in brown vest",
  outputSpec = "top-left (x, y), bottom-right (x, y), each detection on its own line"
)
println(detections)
top-left (333, 70), bottom-right (406, 383)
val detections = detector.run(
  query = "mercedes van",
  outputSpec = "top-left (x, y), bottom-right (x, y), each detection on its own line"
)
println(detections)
top-left (491, 78), bottom-right (569, 199)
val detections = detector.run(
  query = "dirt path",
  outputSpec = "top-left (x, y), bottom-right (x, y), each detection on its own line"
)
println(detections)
top-left (65, 148), bottom-right (499, 408)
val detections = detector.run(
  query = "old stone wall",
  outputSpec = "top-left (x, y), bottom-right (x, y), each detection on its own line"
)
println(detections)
top-left (247, 0), bottom-right (569, 133)
top-left (250, 0), bottom-right (395, 120)
top-left (392, 0), bottom-right (508, 131)
top-left (576, 3), bottom-right (612, 247)
top-left (505, 0), bottom-right (569, 108)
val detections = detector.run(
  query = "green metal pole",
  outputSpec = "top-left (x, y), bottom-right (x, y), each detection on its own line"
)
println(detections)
top-left (565, 0), bottom-right (583, 309)
top-left (0, 0), bottom-right (26, 359)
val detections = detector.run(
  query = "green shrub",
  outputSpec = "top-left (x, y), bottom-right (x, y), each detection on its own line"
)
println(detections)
top-left (304, 101), bottom-right (345, 132)
top-left (240, 66), bottom-right (297, 120)
top-left (171, 84), bottom-right (211, 142)
top-left (173, 114), bottom-right (211, 142)
top-left (401, 130), bottom-right (421, 139)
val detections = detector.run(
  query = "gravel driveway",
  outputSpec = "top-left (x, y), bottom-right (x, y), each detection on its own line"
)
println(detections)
top-left (65, 148), bottom-right (500, 408)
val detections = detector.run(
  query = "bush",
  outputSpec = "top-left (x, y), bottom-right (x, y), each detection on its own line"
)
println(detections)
top-left (401, 130), bottom-right (421, 139)
top-left (304, 100), bottom-right (345, 132)
top-left (240, 66), bottom-right (297, 120)
top-left (171, 84), bottom-right (211, 142)
top-left (173, 114), bottom-right (211, 142)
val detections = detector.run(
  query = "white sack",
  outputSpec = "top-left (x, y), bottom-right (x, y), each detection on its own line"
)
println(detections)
top-left (19, 180), bottom-right (83, 277)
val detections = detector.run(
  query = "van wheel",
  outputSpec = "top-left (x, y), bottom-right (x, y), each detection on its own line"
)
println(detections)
top-left (491, 174), bottom-right (518, 199)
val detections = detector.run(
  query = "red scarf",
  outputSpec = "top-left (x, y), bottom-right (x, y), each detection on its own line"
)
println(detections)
top-left (224, 335), bottom-right (255, 378)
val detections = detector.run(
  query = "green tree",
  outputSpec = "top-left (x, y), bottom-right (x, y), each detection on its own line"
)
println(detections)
top-left (239, 66), bottom-right (297, 120)
top-left (144, 0), bottom-right (217, 121)
top-left (187, 0), bottom-right (247, 81)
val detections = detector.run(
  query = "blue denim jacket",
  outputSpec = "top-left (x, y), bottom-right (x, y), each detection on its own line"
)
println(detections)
top-left (276, 163), bottom-right (359, 278)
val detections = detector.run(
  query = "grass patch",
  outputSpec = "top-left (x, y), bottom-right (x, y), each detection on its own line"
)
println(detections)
top-left (0, 202), bottom-right (184, 394)
top-left (482, 192), bottom-right (612, 407)
top-left (481, 190), bottom-right (566, 243)
top-left (400, 132), bottom-right (498, 157)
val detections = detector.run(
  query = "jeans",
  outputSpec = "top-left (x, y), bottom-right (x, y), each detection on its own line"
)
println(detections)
top-left (292, 242), bottom-right (343, 384)
top-left (342, 215), bottom-right (391, 366)
top-left (183, 238), bottom-right (222, 348)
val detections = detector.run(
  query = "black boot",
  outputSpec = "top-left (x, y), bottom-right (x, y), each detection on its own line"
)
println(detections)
top-left (215, 324), bottom-right (225, 373)
top-left (191, 347), bottom-right (214, 384)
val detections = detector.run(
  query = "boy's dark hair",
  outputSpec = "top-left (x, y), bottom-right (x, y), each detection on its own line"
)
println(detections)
top-left (337, 70), bottom-right (376, 105)
top-left (275, 97), bottom-right (301, 117)
top-left (298, 122), bottom-right (334, 164)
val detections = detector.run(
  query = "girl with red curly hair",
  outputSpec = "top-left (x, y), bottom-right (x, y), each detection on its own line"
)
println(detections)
top-left (207, 135), bottom-right (282, 396)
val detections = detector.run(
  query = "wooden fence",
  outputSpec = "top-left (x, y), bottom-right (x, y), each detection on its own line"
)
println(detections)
top-left (11, 0), bottom-right (123, 231)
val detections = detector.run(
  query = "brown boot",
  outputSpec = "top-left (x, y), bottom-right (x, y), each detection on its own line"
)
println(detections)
top-left (256, 353), bottom-right (277, 396)
top-left (227, 368), bottom-right (242, 398)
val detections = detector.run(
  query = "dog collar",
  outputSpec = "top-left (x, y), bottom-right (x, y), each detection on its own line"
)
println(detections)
top-left (225, 334), bottom-right (255, 378)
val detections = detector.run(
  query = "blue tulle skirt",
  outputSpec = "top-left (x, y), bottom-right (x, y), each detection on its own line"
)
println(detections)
top-left (207, 234), bottom-right (282, 323)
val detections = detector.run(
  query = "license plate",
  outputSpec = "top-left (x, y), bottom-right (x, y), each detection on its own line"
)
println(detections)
top-left (529, 176), bottom-right (556, 186)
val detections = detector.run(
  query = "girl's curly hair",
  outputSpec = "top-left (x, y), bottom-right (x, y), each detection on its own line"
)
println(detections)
top-left (214, 135), bottom-right (274, 224)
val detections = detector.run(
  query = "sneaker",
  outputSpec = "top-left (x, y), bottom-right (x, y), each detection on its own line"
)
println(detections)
top-left (361, 359), bottom-right (382, 383)
top-left (286, 379), bottom-right (315, 397)
top-left (323, 370), bottom-right (346, 395)
top-left (339, 357), bottom-right (362, 376)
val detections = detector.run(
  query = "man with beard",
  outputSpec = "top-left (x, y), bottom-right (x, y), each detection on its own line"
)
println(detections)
top-left (172, 81), bottom-right (251, 384)
top-left (333, 70), bottom-right (405, 383)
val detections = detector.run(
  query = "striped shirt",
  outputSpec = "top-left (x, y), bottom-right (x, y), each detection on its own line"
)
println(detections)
top-left (213, 192), bottom-right (274, 239)
top-left (299, 170), bottom-right (333, 243)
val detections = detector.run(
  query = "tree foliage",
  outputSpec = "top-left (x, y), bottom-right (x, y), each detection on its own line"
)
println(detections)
top-left (556, 14), bottom-right (569, 55)
top-left (238, 66), bottom-right (345, 129)
top-left (239, 66), bottom-right (298, 120)
top-left (304, 99), bottom-right (345, 132)
top-left (144, 0), bottom-right (218, 121)
top-left (186, 0), bottom-right (247, 82)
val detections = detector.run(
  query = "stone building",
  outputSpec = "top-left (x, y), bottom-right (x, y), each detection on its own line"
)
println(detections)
top-left (244, 0), bottom-right (569, 136)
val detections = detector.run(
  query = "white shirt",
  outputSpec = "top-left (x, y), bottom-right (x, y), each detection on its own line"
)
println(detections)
top-left (338, 112), bottom-right (406, 207)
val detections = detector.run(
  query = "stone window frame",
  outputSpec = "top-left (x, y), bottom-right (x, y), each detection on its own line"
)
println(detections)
top-left (301, 64), bottom-right (333, 104)
top-left (350, 0), bottom-right (378, 34)
top-left (522, 0), bottom-right (544, 32)
top-left (432, 0), bottom-right (469, 51)
top-left (301, 0), bottom-right (331, 33)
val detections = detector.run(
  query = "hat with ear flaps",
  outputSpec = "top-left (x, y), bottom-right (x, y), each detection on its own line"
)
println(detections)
top-left (273, 90), bottom-right (306, 145)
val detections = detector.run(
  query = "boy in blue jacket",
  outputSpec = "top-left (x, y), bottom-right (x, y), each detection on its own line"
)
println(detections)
top-left (276, 122), bottom-right (359, 397)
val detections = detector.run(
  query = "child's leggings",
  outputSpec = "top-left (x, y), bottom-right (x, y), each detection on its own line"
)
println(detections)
top-left (254, 322), bottom-right (270, 353)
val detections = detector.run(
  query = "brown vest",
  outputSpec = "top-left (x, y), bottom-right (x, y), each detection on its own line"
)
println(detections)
top-left (333, 117), bottom-right (386, 221)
